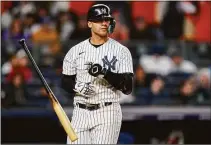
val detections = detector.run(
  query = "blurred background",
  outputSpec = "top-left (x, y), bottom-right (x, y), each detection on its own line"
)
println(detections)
top-left (1, 1), bottom-right (211, 144)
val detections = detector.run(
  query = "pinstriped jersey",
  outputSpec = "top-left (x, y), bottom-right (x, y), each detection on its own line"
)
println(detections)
top-left (62, 37), bottom-right (133, 104)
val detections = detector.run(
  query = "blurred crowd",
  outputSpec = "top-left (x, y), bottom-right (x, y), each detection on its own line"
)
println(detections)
top-left (1, 1), bottom-right (211, 108)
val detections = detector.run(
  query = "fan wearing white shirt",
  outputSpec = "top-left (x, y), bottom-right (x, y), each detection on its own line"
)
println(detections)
top-left (168, 51), bottom-right (197, 74)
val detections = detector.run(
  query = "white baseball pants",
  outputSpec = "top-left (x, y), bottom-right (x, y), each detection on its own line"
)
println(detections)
top-left (67, 102), bottom-right (122, 144)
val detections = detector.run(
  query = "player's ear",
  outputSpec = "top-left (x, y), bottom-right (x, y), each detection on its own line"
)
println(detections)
top-left (88, 21), bottom-right (92, 29)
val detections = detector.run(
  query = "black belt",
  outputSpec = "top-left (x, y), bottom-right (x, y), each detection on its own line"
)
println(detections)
top-left (75, 102), bottom-right (112, 111)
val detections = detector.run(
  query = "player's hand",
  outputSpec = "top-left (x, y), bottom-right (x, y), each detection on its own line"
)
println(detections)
top-left (73, 82), bottom-right (95, 97)
top-left (88, 63), bottom-right (107, 78)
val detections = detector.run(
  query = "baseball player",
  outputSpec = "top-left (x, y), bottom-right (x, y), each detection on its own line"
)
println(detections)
top-left (61, 4), bottom-right (134, 144)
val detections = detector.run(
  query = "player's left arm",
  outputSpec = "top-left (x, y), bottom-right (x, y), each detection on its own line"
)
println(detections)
top-left (104, 71), bottom-right (133, 95)
top-left (88, 48), bottom-right (134, 94)
top-left (107, 47), bottom-right (134, 94)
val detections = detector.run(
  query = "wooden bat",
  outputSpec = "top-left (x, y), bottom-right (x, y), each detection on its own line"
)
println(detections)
top-left (18, 39), bottom-right (78, 142)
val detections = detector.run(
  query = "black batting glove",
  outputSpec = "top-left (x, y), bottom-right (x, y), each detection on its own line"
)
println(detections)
top-left (88, 63), bottom-right (107, 78)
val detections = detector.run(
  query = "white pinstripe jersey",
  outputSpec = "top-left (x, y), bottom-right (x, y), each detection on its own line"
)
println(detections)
top-left (62, 37), bottom-right (133, 104)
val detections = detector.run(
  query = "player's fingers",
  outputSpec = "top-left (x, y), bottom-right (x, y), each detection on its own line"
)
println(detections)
top-left (86, 87), bottom-right (95, 95)
top-left (87, 87), bottom-right (94, 93)
top-left (73, 89), bottom-right (79, 93)
top-left (89, 84), bottom-right (95, 89)
top-left (89, 89), bottom-right (95, 94)
top-left (88, 87), bottom-right (95, 94)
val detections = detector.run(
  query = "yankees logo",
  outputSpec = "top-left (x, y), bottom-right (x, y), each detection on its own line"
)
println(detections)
top-left (101, 8), bottom-right (107, 14)
top-left (95, 8), bottom-right (107, 15)
top-left (102, 56), bottom-right (118, 71)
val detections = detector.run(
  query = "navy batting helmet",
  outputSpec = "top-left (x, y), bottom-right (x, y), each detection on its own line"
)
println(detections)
top-left (87, 4), bottom-right (116, 33)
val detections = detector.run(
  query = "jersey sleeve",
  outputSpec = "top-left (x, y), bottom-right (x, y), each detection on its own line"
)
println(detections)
top-left (62, 47), bottom-right (77, 76)
top-left (118, 47), bottom-right (134, 74)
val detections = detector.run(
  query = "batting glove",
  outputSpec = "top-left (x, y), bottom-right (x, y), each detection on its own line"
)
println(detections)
top-left (73, 82), bottom-right (95, 97)
top-left (88, 63), bottom-right (107, 78)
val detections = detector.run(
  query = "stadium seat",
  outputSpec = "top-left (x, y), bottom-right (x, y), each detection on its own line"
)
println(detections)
top-left (118, 132), bottom-right (135, 144)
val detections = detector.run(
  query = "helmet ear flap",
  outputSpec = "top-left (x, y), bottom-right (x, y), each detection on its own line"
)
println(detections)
top-left (108, 19), bottom-right (116, 34)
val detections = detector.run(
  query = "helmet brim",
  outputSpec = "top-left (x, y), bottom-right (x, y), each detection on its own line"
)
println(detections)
top-left (88, 15), bottom-right (113, 22)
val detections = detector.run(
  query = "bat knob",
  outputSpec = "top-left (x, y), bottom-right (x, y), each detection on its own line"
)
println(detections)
top-left (19, 39), bottom-right (25, 45)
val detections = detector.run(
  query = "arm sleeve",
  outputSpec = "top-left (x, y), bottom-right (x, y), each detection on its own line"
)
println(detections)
top-left (104, 71), bottom-right (133, 95)
top-left (61, 74), bottom-right (76, 94)
top-left (61, 47), bottom-right (77, 94)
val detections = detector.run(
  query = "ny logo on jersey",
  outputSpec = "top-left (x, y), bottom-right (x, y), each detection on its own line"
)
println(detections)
top-left (102, 56), bottom-right (118, 71)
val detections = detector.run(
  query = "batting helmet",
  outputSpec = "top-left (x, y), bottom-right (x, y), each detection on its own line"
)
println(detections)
top-left (87, 4), bottom-right (116, 33)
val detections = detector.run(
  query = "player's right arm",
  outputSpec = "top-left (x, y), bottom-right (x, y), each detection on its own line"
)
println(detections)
top-left (61, 46), bottom-right (95, 96)
top-left (61, 47), bottom-right (77, 94)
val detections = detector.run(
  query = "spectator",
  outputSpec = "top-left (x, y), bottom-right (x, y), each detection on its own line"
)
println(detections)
top-left (56, 11), bottom-right (75, 42)
top-left (50, 1), bottom-right (70, 16)
top-left (171, 76), bottom-right (210, 105)
top-left (130, 17), bottom-right (161, 41)
top-left (195, 68), bottom-right (211, 104)
top-left (171, 77), bottom-right (196, 105)
top-left (31, 16), bottom-right (59, 44)
top-left (197, 68), bottom-right (210, 90)
top-left (12, 1), bottom-right (36, 18)
top-left (31, 16), bottom-right (60, 65)
top-left (22, 13), bottom-right (37, 39)
top-left (2, 18), bottom-right (27, 54)
top-left (134, 65), bottom-right (146, 90)
top-left (46, 42), bottom-right (64, 75)
top-left (134, 65), bottom-right (157, 91)
top-left (2, 54), bottom-right (18, 76)
top-left (35, 6), bottom-right (49, 23)
top-left (150, 76), bottom-right (165, 97)
top-left (160, 1), bottom-right (185, 39)
top-left (70, 15), bottom-right (90, 40)
top-left (2, 73), bottom-right (28, 108)
top-left (26, 5), bottom-right (50, 34)
top-left (33, 82), bottom-right (70, 107)
top-left (139, 44), bottom-right (172, 76)
top-left (182, 2), bottom-right (211, 43)
top-left (136, 75), bottom-right (168, 105)
top-left (179, 1), bottom-right (199, 40)
top-left (1, 7), bottom-right (13, 30)
top-left (6, 51), bottom-right (32, 83)
top-left (168, 49), bottom-right (197, 74)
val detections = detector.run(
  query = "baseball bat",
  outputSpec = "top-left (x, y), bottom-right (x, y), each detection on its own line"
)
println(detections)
top-left (18, 39), bottom-right (78, 142)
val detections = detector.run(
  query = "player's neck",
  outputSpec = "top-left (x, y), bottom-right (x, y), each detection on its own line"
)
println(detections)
top-left (90, 35), bottom-right (108, 45)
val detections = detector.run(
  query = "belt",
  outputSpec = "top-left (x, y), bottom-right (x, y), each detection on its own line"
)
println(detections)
top-left (75, 102), bottom-right (112, 111)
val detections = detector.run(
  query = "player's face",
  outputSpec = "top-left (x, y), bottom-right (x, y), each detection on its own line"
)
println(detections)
top-left (88, 19), bottom-right (110, 37)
